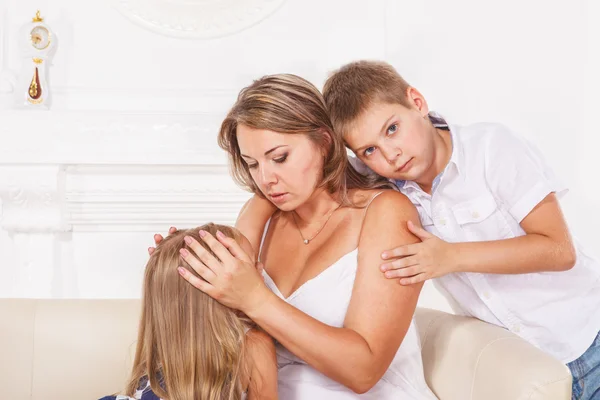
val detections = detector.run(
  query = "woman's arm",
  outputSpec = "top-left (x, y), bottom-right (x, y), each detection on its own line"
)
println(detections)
top-left (244, 192), bottom-right (423, 393)
top-left (246, 329), bottom-right (278, 400)
top-left (178, 191), bottom-right (423, 393)
top-left (235, 195), bottom-right (277, 258)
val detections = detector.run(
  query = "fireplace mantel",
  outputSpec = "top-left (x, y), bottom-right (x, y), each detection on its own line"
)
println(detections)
top-left (0, 110), bottom-right (250, 234)
top-left (0, 110), bottom-right (229, 165)
top-left (0, 109), bottom-right (252, 297)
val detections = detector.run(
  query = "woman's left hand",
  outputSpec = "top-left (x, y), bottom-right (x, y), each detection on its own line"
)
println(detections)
top-left (177, 229), bottom-right (271, 314)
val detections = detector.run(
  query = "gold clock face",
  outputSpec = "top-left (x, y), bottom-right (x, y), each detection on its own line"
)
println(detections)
top-left (30, 26), bottom-right (51, 50)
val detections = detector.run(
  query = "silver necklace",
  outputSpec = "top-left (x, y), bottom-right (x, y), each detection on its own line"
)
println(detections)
top-left (291, 203), bottom-right (342, 245)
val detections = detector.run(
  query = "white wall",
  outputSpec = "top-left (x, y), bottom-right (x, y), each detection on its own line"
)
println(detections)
top-left (0, 0), bottom-right (597, 314)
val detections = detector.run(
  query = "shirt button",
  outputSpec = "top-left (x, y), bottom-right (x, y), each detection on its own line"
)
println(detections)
top-left (513, 325), bottom-right (521, 333)
top-left (472, 211), bottom-right (480, 218)
top-left (483, 291), bottom-right (491, 299)
top-left (438, 218), bottom-right (447, 226)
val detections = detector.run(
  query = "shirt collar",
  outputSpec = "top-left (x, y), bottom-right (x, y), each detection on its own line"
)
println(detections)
top-left (394, 112), bottom-right (463, 192)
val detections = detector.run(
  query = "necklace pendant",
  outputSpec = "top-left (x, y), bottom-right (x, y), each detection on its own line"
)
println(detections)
top-left (303, 239), bottom-right (309, 245)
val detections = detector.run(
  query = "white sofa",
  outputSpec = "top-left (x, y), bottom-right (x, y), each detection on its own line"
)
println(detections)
top-left (0, 299), bottom-right (572, 399)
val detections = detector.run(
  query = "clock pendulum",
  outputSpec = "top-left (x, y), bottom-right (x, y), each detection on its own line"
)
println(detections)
top-left (17, 10), bottom-right (56, 108)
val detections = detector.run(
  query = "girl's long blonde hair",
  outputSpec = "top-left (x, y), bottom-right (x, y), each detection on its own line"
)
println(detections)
top-left (126, 224), bottom-right (253, 400)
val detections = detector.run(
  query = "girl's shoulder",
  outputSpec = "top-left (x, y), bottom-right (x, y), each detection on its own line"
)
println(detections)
top-left (245, 328), bottom-right (276, 368)
top-left (99, 377), bottom-right (161, 400)
top-left (245, 328), bottom-right (275, 351)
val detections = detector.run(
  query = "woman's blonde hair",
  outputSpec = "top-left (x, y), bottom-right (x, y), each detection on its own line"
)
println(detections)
top-left (126, 223), bottom-right (253, 400)
top-left (217, 74), bottom-right (393, 204)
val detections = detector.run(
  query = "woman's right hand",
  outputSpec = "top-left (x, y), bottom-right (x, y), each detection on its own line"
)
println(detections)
top-left (178, 230), bottom-right (271, 314)
top-left (148, 226), bottom-right (177, 255)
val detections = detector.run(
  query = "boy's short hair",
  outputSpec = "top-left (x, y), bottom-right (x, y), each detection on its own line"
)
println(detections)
top-left (323, 60), bottom-right (411, 138)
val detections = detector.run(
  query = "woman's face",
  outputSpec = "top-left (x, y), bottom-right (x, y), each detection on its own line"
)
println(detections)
top-left (237, 124), bottom-right (324, 211)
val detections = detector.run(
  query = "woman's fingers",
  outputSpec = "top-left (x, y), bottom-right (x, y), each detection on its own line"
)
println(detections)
top-left (154, 233), bottom-right (164, 246)
top-left (179, 231), bottom-right (270, 313)
top-left (177, 266), bottom-right (215, 294)
top-left (179, 247), bottom-right (218, 282)
top-left (255, 261), bottom-right (265, 273)
top-left (215, 230), bottom-right (254, 263)
top-left (181, 236), bottom-right (222, 273)
top-left (152, 227), bottom-right (177, 248)
top-left (197, 230), bottom-right (242, 265)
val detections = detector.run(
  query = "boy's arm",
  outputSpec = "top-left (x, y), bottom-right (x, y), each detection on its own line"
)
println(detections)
top-left (453, 193), bottom-right (575, 274)
top-left (381, 128), bottom-right (576, 284)
top-left (383, 194), bottom-right (575, 284)
top-left (246, 329), bottom-right (278, 400)
top-left (235, 195), bottom-right (277, 259)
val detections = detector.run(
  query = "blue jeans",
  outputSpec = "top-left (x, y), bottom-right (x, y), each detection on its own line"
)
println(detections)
top-left (568, 331), bottom-right (600, 400)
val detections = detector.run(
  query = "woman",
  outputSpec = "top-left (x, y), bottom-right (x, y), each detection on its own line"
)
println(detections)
top-left (174, 74), bottom-right (437, 399)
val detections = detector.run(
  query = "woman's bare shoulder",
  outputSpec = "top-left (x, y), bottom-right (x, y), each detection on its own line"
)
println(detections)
top-left (347, 188), bottom-right (404, 207)
top-left (359, 190), bottom-right (418, 226)
top-left (356, 191), bottom-right (420, 252)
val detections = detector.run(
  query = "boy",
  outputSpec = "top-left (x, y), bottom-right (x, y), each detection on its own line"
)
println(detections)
top-left (321, 60), bottom-right (600, 399)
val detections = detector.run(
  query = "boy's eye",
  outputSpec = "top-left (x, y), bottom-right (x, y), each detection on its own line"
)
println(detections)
top-left (363, 147), bottom-right (376, 157)
top-left (386, 123), bottom-right (398, 136)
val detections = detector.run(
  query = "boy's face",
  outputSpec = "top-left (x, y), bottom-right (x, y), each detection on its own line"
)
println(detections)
top-left (344, 94), bottom-right (436, 183)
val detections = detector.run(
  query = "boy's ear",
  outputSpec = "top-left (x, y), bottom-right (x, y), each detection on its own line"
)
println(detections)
top-left (405, 86), bottom-right (430, 117)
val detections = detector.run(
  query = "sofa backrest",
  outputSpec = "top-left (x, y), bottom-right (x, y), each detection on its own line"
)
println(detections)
top-left (0, 299), bottom-right (572, 400)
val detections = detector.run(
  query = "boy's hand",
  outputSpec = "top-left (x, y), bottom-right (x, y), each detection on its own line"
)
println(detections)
top-left (380, 221), bottom-right (457, 285)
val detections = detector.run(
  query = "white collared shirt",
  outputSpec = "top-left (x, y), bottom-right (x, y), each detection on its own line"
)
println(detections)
top-left (350, 120), bottom-right (600, 363)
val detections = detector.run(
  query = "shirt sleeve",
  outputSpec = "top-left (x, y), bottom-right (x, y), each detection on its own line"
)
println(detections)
top-left (483, 125), bottom-right (568, 222)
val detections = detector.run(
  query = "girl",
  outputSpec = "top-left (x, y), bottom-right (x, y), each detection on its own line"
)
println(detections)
top-left (103, 223), bottom-right (277, 400)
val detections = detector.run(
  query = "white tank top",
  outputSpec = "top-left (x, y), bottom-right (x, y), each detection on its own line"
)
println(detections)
top-left (259, 193), bottom-right (437, 399)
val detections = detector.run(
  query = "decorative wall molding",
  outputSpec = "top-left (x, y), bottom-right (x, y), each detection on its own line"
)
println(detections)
top-left (45, 86), bottom-right (239, 113)
top-left (0, 164), bottom-right (251, 233)
top-left (0, 165), bottom-right (69, 233)
top-left (65, 165), bottom-right (251, 231)
top-left (0, 111), bottom-right (230, 164)
top-left (114, 0), bottom-right (287, 39)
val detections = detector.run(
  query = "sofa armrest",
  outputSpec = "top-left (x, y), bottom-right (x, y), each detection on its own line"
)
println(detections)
top-left (414, 308), bottom-right (572, 400)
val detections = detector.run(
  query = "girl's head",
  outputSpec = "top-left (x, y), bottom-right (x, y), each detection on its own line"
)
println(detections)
top-left (218, 74), bottom-right (391, 212)
top-left (127, 223), bottom-right (254, 400)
